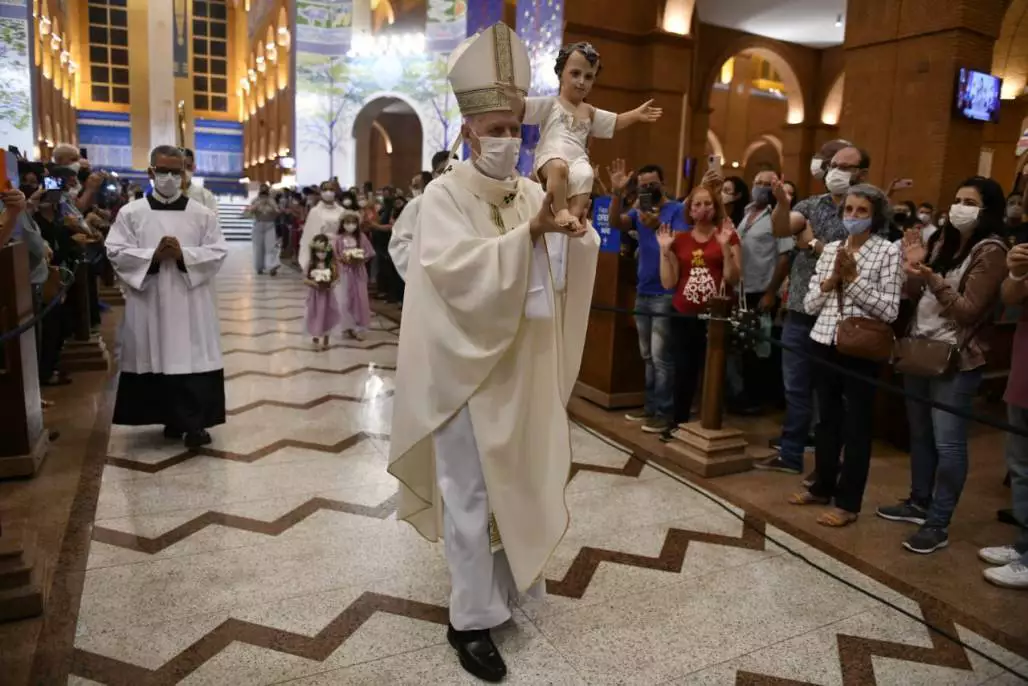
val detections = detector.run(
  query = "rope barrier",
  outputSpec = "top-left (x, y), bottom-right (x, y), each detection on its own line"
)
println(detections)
top-left (0, 264), bottom-right (77, 346)
top-left (589, 302), bottom-right (1028, 439)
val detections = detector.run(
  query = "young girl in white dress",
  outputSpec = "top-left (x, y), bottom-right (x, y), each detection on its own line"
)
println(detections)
top-left (507, 42), bottom-right (662, 231)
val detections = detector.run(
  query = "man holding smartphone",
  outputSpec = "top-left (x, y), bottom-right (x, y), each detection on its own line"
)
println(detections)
top-left (607, 159), bottom-right (688, 435)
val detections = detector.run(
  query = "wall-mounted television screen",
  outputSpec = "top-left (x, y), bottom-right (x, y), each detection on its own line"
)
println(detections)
top-left (955, 68), bottom-right (1002, 123)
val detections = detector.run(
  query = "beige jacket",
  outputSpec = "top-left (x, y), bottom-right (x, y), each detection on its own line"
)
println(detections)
top-left (903, 237), bottom-right (1008, 371)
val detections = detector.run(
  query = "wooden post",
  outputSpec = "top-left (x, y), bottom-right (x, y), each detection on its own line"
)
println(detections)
top-left (0, 242), bottom-right (49, 478)
top-left (665, 296), bottom-right (752, 477)
top-left (60, 260), bottom-right (110, 372)
top-left (0, 517), bottom-right (45, 622)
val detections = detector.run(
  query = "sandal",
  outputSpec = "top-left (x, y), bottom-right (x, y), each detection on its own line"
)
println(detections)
top-left (817, 509), bottom-right (859, 527)
top-left (788, 492), bottom-right (830, 506)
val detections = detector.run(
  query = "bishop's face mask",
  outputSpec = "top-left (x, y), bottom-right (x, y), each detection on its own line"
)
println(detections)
top-left (469, 130), bottom-right (521, 180)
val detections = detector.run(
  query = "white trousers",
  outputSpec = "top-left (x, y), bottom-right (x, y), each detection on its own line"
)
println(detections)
top-left (252, 221), bottom-right (280, 273)
top-left (434, 406), bottom-right (542, 630)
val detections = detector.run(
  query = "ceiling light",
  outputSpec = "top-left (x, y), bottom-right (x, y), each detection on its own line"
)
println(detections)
top-left (835, 14), bottom-right (843, 28)
top-left (731, 161), bottom-right (740, 169)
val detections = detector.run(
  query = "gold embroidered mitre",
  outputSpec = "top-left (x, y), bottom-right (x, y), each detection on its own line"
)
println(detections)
top-left (447, 22), bottom-right (531, 116)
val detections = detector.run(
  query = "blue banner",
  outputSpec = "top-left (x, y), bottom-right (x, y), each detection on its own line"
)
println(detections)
top-left (592, 196), bottom-right (620, 253)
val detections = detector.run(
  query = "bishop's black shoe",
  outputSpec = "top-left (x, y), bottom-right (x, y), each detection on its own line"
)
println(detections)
top-left (183, 429), bottom-right (213, 449)
top-left (447, 624), bottom-right (507, 683)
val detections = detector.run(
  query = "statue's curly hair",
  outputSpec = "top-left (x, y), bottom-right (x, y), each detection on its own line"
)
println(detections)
top-left (554, 42), bottom-right (601, 79)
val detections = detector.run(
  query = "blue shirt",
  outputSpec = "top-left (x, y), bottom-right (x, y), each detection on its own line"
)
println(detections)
top-left (629, 200), bottom-right (689, 296)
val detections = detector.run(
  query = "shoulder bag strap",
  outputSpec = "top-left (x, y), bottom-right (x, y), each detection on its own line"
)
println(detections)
top-left (953, 238), bottom-right (1006, 351)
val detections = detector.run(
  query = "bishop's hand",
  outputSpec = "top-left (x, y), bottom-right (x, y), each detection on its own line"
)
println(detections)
top-left (532, 192), bottom-right (587, 239)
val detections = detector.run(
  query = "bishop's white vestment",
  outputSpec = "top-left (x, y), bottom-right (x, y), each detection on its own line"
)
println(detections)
top-left (387, 161), bottom-right (599, 629)
top-left (105, 194), bottom-right (229, 432)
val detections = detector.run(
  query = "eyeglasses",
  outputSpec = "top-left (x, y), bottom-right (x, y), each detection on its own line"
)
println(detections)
top-left (828, 162), bottom-right (862, 172)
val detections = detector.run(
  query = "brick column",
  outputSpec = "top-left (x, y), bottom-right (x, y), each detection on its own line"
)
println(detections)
top-left (840, 0), bottom-right (1008, 207)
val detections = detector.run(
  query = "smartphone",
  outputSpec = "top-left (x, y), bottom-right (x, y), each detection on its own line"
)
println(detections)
top-left (0, 150), bottom-right (19, 190)
top-left (638, 188), bottom-right (656, 213)
top-left (79, 147), bottom-right (88, 160)
top-left (8, 145), bottom-right (22, 158)
top-left (44, 175), bottom-right (66, 191)
top-left (707, 154), bottom-right (722, 176)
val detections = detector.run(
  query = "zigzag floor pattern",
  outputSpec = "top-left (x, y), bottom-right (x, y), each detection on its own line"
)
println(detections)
top-left (70, 246), bottom-right (1025, 686)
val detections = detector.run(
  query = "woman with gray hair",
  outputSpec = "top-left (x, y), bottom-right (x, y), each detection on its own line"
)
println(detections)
top-left (788, 183), bottom-right (902, 527)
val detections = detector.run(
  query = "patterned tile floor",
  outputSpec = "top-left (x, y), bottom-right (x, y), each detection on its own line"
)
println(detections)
top-left (67, 246), bottom-right (1028, 685)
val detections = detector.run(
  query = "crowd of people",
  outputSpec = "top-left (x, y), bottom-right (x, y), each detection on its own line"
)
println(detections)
top-left (0, 143), bottom-right (153, 425)
top-left (608, 138), bottom-right (1027, 589)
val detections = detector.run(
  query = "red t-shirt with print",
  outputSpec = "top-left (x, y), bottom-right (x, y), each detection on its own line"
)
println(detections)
top-left (670, 230), bottom-right (740, 314)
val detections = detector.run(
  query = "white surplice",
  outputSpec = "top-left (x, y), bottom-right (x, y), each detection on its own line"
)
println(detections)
top-left (186, 183), bottom-right (219, 214)
top-left (299, 202), bottom-right (346, 272)
top-left (387, 161), bottom-right (599, 628)
top-left (388, 194), bottom-right (422, 281)
top-left (105, 195), bottom-right (228, 375)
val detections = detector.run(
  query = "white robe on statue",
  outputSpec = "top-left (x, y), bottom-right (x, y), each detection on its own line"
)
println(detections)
top-left (387, 161), bottom-right (599, 629)
top-left (105, 194), bottom-right (229, 430)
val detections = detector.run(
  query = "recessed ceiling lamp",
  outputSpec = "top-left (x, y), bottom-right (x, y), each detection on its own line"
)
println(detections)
top-left (835, 14), bottom-right (843, 28)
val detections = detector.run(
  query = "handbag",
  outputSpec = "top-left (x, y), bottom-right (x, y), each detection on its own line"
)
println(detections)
top-left (892, 244), bottom-right (998, 377)
top-left (834, 286), bottom-right (895, 362)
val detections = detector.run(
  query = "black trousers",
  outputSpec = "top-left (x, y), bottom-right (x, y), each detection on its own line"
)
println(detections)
top-left (113, 370), bottom-right (227, 433)
top-left (671, 316), bottom-right (708, 425)
top-left (371, 231), bottom-right (393, 296)
top-left (38, 297), bottom-right (65, 382)
top-left (807, 342), bottom-right (881, 513)
top-left (738, 292), bottom-right (782, 409)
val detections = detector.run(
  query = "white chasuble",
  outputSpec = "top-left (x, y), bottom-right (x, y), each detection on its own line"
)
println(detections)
top-left (387, 161), bottom-right (600, 592)
top-left (105, 195), bottom-right (228, 375)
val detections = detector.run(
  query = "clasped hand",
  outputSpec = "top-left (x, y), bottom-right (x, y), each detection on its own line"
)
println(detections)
top-left (822, 248), bottom-right (857, 292)
top-left (155, 236), bottom-right (183, 261)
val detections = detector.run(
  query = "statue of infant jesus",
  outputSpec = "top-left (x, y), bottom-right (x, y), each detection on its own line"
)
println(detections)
top-left (505, 41), bottom-right (662, 231)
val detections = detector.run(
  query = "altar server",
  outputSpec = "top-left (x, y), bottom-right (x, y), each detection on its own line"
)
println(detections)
top-left (105, 145), bottom-right (228, 449)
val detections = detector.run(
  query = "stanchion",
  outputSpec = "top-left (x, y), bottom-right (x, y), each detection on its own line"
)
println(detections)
top-left (664, 295), bottom-right (753, 477)
top-left (0, 518), bottom-right (44, 621)
top-left (0, 242), bottom-right (49, 478)
top-left (60, 259), bottom-right (110, 372)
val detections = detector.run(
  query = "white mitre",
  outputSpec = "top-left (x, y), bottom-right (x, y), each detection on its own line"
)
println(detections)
top-left (447, 22), bottom-right (530, 116)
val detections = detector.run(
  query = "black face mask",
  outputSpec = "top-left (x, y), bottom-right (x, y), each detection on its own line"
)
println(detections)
top-left (77, 168), bottom-right (91, 184)
top-left (19, 183), bottom-right (37, 198)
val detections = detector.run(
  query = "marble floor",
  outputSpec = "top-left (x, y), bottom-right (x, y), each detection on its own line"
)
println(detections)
top-left (66, 247), bottom-right (1028, 685)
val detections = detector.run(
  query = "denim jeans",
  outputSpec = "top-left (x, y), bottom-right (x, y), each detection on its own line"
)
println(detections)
top-left (1007, 404), bottom-right (1028, 562)
top-left (905, 370), bottom-right (983, 528)
top-left (635, 294), bottom-right (675, 420)
top-left (779, 311), bottom-right (817, 470)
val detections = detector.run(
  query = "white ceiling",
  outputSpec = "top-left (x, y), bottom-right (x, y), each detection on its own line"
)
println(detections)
top-left (696, 0), bottom-right (847, 48)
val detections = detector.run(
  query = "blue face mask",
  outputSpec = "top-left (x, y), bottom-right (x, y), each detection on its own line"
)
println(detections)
top-left (753, 186), bottom-right (773, 206)
top-left (843, 217), bottom-right (872, 235)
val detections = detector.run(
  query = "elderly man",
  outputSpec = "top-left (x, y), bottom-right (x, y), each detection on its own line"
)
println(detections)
top-left (52, 143), bottom-right (103, 215)
top-left (105, 145), bottom-right (228, 449)
top-left (389, 150), bottom-right (454, 280)
top-left (388, 23), bottom-right (599, 682)
top-left (182, 148), bottom-right (220, 214)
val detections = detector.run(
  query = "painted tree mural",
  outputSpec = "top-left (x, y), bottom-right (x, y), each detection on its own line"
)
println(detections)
top-left (296, 55), bottom-right (368, 178)
top-left (0, 19), bottom-right (33, 142)
top-left (397, 54), bottom-right (460, 151)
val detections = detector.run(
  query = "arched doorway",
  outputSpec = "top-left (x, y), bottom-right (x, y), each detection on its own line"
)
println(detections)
top-left (352, 96), bottom-right (423, 191)
top-left (705, 49), bottom-right (799, 175)
top-left (742, 134), bottom-right (784, 180)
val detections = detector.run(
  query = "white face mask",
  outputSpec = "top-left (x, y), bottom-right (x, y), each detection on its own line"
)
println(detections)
top-left (412, 189), bottom-right (422, 197)
top-left (472, 134), bottom-right (521, 179)
top-left (824, 168), bottom-right (852, 196)
top-left (321, 190), bottom-right (335, 203)
top-left (720, 191), bottom-right (736, 205)
top-left (342, 198), bottom-right (353, 208)
top-left (343, 222), bottom-right (358, 233)
top-left (67, 162), bottom-right (81, 175)
top-left (948, 204), bottom-right (980, 234)
top-left (810, 157), bottom-right (824, 180)
top-left (917, 212), bottom-right (932, 224)
top-left (358, 199), bottom-right (368, 208)
top-left (152, 172), bottom-right (182, 199)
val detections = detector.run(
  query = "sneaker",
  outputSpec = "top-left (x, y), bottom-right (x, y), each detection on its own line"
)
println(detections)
top-left (984, 561), bottom-right (1028, 589)
top-left (624, 410), bottom-right (653, 422)
top-left (876, 499), bottom-right (928, 526)
top-left (802, 470), bottom-right (818, 488)
top-left (979, 545), bottom-right (1024, 566)
top-left (754, 456), bottom-right (802, 475)
top-left (641, 418), bottom-right (670, 434)
top-left (902, 526), bottom-right (949, 554)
